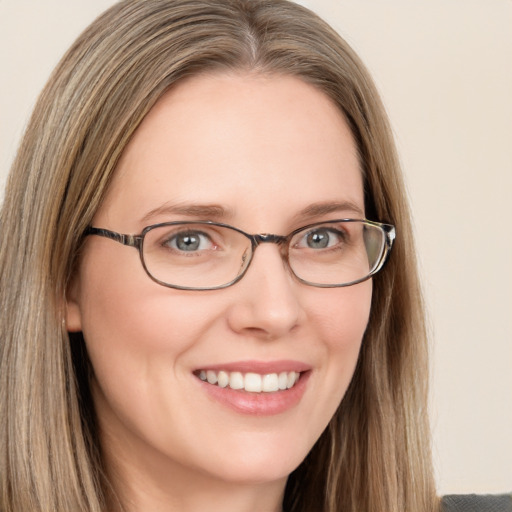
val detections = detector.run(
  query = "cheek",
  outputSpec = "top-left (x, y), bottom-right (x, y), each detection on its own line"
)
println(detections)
top-left (73, 244), bottom-right (227, 433)
top-left (76, 243), bottom-right (214, 355)
top-left (308, 281), bottom-right (372, 351)
top-left (74, 247), bottom-right (225, 429)
top-left (304, 282), bottom-right (372, 417)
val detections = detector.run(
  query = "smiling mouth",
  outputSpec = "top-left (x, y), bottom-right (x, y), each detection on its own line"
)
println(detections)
top-left (196, 370), bottom-right (301, 393)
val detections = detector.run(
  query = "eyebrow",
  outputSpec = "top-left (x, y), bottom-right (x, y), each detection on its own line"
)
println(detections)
top-left (294, 201), bottom-right (365, 220)
top-left (141, 202), bottom-right (233, 224)
top-left (140, 199), bottom-right (365, 225)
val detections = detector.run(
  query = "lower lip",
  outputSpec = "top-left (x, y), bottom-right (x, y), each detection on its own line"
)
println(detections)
top-left (196, 371), bottom-right (311, 416)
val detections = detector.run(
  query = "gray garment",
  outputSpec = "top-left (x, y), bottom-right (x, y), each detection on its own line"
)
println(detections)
top-left (442, 494), bottom-right (512, 512)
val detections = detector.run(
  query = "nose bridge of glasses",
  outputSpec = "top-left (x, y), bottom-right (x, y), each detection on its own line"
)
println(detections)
top-left (251, 233), bottom-right (290, 260)
top-left (253, 233), bottom-right (288, 246)
top-left (242, 233), bottom-right (292, 284)
top-left (241, 233), bottom-right (290, 276)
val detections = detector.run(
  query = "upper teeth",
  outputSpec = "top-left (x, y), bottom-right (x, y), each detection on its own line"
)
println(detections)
top-left (198, 370), bottom-right (300, 393)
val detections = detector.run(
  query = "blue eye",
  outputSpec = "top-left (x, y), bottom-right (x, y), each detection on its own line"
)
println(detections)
top-left (299, 228), bottom-right (344, 249)
top-left (165, 231), bottom-right (214, 252)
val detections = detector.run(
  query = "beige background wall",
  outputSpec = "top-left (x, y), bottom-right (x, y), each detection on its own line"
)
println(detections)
top-left (1, 0), bottom-right (510, 495)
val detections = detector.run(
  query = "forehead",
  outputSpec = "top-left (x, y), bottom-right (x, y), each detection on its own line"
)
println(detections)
top-left (96, 72), bottom-right (364, 231)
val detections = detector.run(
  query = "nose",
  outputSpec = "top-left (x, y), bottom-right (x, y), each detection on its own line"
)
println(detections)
top-left (226, 243), bottom-right (302, 340)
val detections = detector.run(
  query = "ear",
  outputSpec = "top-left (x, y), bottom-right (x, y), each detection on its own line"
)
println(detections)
top-left (65, 275), bottom-right (83, 332)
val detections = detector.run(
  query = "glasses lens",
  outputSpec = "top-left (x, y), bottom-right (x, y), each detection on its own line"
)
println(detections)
top-left (142, 223), bottom-right (251, 289)
top-left (288, 220), bottom-right (387, 286)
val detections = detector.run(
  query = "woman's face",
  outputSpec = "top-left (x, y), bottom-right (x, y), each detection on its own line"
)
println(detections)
top-left (67, 73), bottom-right (371, 491)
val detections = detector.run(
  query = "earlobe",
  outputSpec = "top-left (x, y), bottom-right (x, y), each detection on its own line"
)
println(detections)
top-left (65, 278), bottom-right (83, 332)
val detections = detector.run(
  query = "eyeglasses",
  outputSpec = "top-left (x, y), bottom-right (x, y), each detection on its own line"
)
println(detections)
top-left (86, 219), bottom-right (395, 290)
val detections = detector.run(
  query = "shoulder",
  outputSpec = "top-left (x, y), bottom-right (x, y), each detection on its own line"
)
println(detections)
top-left (441, 494), bottom-right (512, 512)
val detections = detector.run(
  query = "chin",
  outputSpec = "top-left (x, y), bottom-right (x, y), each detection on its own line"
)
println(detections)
top-left (197, 430), bottom-right (313, 485)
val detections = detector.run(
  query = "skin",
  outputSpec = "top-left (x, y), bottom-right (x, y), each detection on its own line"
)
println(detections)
top-left (67, 73), bottom-right (372, 512)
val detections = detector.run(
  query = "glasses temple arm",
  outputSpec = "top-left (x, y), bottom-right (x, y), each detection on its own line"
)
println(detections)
top-left (85, 227), bottom-right (141, 248)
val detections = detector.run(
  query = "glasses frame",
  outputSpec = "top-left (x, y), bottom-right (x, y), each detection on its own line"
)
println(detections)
top-left (85, 219), bottom-right (396, 291)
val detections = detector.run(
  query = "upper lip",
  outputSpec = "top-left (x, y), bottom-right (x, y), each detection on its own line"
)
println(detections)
top-left (194, 360), bottom-right (311, 374)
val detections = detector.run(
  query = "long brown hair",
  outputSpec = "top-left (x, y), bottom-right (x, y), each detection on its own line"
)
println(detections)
top-left (0, 1), bottom-right (438, 510)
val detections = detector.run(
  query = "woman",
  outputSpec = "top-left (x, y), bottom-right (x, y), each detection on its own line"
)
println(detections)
top-left (0, 1), bottom-right (437, 511)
